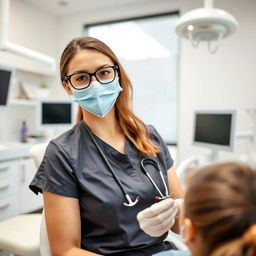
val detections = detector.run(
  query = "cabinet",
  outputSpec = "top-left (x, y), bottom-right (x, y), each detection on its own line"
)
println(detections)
top-left (0, 155), bottom-right (43, 220)
top-left (19, 158), bottom-right (43, 214)
top-left (0, 161), bottom-right (20, 220)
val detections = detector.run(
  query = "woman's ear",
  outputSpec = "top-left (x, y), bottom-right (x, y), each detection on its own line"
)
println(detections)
top-left (62, 80), bottom-right (73, 95)
top-left (181, 218), bottom-right (197, 244)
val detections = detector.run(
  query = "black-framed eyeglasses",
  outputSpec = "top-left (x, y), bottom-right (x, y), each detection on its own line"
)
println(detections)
top-left (65, 65), bottom-right (118, 90)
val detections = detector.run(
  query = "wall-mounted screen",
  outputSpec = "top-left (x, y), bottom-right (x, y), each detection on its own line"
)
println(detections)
top-left (42, 102), bottom-right (72, 124)
top-left (193, 110), bottom-right (236, 152)
top-left (37, 100), bottom-right (74, 129)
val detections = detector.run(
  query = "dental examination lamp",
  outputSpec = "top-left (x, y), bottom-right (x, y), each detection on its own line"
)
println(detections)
top-left (175, 0), bottom-right (239, 54)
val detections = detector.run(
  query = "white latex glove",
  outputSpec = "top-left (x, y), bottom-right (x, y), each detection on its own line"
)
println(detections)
top-left (137, 198), bottom-right (178, 237)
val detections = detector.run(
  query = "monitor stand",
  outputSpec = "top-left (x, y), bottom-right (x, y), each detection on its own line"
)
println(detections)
top-left (209, 149), bottom-right (219, 162)
top-left (194, 150), bottom-right (220, 167)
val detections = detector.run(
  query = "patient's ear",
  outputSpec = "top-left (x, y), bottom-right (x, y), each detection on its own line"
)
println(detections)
top-left (181, 218), bottom-right (197, 244)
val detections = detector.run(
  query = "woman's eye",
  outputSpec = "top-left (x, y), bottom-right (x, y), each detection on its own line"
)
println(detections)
top-left (99, 70), bottom-right (110, 76)
top-left (76, 75), bottom-right (87, 81)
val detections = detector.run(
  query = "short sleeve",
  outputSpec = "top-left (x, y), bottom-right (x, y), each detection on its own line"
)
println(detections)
top-left (149, 125), bottom-right (173, 170)
top-left (29, 141), bottom-right (79, 198)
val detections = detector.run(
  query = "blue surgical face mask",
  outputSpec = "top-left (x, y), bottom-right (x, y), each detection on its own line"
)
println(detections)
top-left (72, 78), bottom-right (123, 117)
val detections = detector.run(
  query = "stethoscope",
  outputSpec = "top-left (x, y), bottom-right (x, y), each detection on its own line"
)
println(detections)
top-left (140, 158), bottom-right (169, 201)
top-left (85, 123), bottom-right (170, 207)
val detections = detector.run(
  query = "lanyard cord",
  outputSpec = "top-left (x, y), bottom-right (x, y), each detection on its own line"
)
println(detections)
top-left (84, 123), bottom-right (129, 198)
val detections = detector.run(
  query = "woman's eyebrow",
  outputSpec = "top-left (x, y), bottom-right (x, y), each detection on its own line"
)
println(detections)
top-left (71, 64), bottom-right (113, 74)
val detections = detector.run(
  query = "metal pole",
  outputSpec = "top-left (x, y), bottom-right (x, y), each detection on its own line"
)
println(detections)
top-left (204, 0), bottom-right (214, 8)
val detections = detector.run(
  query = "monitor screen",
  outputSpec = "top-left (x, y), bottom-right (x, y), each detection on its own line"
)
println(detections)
top-left (40, 101), bottom-right (73, 125)
top-left (0, 66), bottom-right (14, 106)
top-left (193, 111), bottom-right (236, 152)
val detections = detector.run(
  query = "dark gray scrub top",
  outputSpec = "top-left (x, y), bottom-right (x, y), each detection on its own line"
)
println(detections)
top-left (30, 121), bottom-right (174, 256)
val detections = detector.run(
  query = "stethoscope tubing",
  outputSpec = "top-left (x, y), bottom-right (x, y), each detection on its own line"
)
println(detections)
top-left (84, 123), bottom-right (139, 206)
top-left (85, 124), bottom-right (128, 196)
top-left (84, 123), bottom-right (169, 206)
top-left (140, 158), bottom-right (169, 199)
top-left (144, 172), bottom-right (165, 198)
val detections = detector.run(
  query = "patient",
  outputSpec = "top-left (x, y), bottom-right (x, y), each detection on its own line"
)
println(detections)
top-left (181, 162), bottom-right (256, 256)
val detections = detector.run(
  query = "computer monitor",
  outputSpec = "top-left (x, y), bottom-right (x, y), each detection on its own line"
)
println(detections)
top-left (193, 110), bottom-right (236, 153)
top-left (37, 100), bottom-right (75, 131)
top-left (0, 66), bottom-right (15, 106)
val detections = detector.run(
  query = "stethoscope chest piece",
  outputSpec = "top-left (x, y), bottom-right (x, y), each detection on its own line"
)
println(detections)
top-left (123, 195), bottom-right (140, 207)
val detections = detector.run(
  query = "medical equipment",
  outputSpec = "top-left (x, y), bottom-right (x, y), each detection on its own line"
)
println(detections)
top-left (236, 108), bottom-right (256, 168)
top-left (236, 109), bottom-right (256, 143)
top-left (175, 0), bottom-right (239, 54)
top-left (176, 110), bottom-right (237, 189)
top-left (141, 158), bottom-right (169, 200)
top-left (193, 110), bottom-right (236, 162)
top-left (84, 123), bottom-right (170, 207)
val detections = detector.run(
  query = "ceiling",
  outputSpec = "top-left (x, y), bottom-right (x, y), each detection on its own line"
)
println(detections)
top-left (23, 0), bottom-right (151, 17)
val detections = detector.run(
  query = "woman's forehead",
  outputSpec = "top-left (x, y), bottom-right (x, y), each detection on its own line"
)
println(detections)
top-left (68, 49), bottom-right (113, 74)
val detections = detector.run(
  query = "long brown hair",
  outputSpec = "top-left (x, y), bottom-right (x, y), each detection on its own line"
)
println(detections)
top-left (184, 162), bottom-right (256, 256)
top-left (60, 37), bottom-right (159, 156)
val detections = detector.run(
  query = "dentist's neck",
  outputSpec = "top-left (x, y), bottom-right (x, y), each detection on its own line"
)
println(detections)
top-left (82, 107), bottom-right (122, 139)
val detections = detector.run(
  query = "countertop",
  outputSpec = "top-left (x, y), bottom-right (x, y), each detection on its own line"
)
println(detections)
top-left (0, 141), bottom-right (45, 162)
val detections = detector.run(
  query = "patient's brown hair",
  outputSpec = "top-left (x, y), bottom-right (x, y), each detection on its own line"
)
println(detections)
top-left (184, 162), bottom-right (256, 256)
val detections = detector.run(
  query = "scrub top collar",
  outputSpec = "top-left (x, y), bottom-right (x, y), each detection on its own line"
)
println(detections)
top-left (80, 120), bottom-right (132, 158)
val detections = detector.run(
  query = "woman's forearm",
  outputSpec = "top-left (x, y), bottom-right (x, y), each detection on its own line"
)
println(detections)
top-left (171, 217), bottom-right (180, 233)
top-left (170, 198), bottom-right (183, 234)
top-left (63, 247), bottom-right (103, 256)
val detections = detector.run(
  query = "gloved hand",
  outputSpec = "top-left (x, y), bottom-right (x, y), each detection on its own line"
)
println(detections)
top-left (137, 198), bottom-right (178, 237)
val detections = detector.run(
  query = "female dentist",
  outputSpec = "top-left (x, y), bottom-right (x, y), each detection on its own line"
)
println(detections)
top-left (30, 37), bottom-right (183, 256)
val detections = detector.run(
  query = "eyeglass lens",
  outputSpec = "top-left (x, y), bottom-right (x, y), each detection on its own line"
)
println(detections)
top-left (70, 66), bottom-right (116, 89)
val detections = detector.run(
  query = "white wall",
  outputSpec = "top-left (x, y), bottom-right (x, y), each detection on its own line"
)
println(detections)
top-left (0, 0), bottom-right (58, 74)
top-left (56, 0), bottom-right (256, 164)
top-left (0, 0), bottom-right (59, 141)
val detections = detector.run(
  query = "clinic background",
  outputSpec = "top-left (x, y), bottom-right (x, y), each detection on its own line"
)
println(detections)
top-left (0, 0), bottom-right (255, 166)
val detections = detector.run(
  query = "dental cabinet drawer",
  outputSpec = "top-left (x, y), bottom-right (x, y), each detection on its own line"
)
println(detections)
top-left (0, 167), bottom-right (19, 194)
top-left (0, 161), bottom-right (19, 194)
top-left (0, 194), bottom-right (19, 220)
top-left (0, 154), bottom-right (42, 220)
top-left (0, 161), bottom-right (19, 179)
top-left (0, 160), bottom-right (20, 220)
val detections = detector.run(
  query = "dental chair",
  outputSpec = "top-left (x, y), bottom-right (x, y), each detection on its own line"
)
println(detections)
top-left (29, 143), bottom-right (52, 256)
top-left (0, 214), bottom-right (41, 256)
top-left (165, 231), bottom-right (188, 251)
